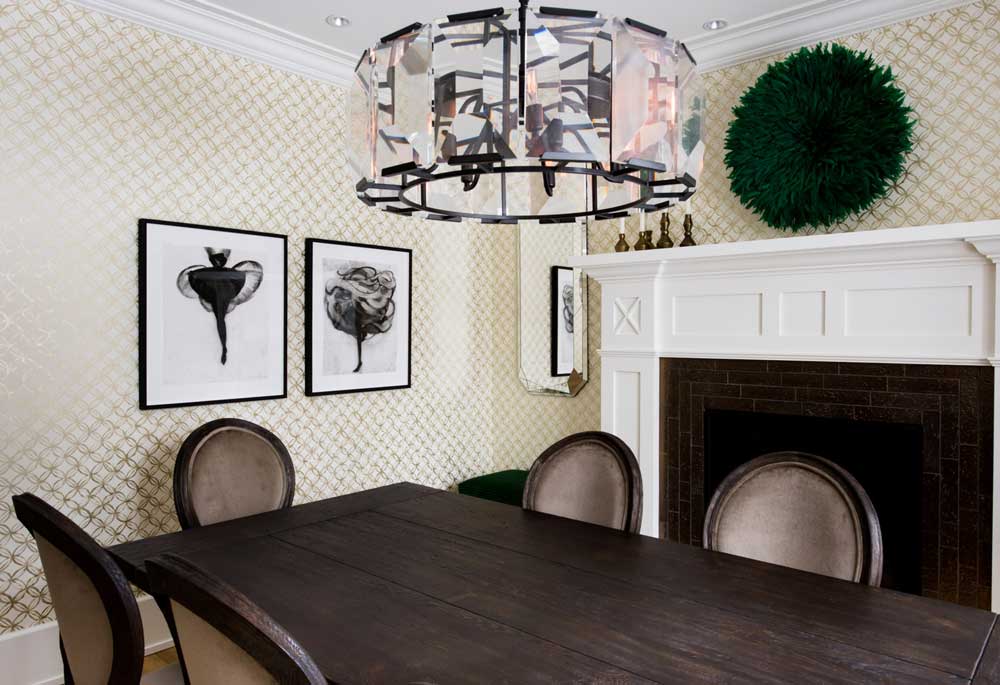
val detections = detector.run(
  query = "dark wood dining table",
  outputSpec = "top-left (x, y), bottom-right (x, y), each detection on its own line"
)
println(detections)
top-left (110, 482), bottom-right (1000, 683)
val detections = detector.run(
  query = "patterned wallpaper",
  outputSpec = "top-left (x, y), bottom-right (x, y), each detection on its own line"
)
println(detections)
top-left (0, 0), bottom-right (997, 634)
top-left (0, 0), bottom-right (603, 634)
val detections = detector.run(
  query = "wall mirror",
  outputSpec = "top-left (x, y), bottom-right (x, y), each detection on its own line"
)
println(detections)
top-left (517, 222), bottom-right (588, 396)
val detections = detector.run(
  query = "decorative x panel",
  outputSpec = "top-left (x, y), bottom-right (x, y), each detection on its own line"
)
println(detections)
top-left (613, 297), bottom-right (641, 335)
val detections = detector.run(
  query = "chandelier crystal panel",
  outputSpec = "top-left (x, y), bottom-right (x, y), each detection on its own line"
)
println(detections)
top-left (350, 1), bottom-right (704, 223)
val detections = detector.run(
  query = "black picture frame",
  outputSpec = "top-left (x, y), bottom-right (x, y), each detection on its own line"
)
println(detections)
top-left (305, 238), bottom-right (412, 396)
top-left (138, 218), bottom-right (287, 410)
top-left (550, 265), bottom-right (574, 377)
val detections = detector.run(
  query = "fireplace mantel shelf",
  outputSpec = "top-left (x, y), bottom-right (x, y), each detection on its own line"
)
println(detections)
top-left (571, 220), bottom-right (1000, 611)
top-left (570, 220), bottom-right (1000, 367)
top-left (572, 221), bottom-right (1000, 278)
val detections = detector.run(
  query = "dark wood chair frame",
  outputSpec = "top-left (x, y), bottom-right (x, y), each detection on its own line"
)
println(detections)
top-left (173, 418), bottom-right (295, 530)
top-left (703, 451), bottom-right (884, 587)
top-left (523, 431), bottom-right (644, 534)
top-left (147, 553), bottom-right (326, 685)
top-left (12, 493), bottom-right (145, 685)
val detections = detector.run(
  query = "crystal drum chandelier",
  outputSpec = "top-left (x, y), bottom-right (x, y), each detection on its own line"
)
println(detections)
top-left (349, 0), bottom-right (704, 223)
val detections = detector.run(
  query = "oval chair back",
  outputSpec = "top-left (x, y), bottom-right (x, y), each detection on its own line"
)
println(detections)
top-left (12, 493), bottom-right (144, 685)
top-left (703, 452), bottom-right (883, 586)
top-left (523, 431), bottom-right (642, 533)
top-left (174, 419), bottom-right (294, 529)
top-left (147, 554), bottom-right (325, 685)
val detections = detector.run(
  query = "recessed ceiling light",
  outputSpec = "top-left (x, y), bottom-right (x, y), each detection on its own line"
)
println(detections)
top-left (325, 15), bottom-right (351, 27)
top-left (702, 19), bottom-right (728, 31)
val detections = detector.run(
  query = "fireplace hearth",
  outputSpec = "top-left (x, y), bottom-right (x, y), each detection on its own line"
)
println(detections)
top-left (662, 358), bottom-right (993, 609)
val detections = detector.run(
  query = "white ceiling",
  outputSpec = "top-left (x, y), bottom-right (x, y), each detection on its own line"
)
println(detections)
top-left (202, 0), bottom-right (800, 58)
top-left (70, 0), bottom-right (976, 85)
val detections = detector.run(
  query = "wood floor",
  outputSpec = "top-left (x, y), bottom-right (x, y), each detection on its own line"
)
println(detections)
top-left (143, 647), bottom-right (178, 674)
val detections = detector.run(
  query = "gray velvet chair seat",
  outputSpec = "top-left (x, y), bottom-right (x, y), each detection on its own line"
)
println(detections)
top-left (148, 554), bottom-right (326, 684)
top-left (522, 431), bottom-right (642, 533)
top-left (703, 452), bottom-right (883, 586)
top-left (174, 419), bottom-right (295, 529)
top-left (13, 493), bottom-right (184, 685)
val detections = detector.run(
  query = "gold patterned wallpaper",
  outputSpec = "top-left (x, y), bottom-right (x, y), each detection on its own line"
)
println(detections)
top-left (0, 0), bottom-right (997, 635)
top-left (0, 0), bottom-right (606, 634)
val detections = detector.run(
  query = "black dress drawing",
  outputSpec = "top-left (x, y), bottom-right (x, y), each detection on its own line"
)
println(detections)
top-left (177, 248), bottom-right (263, 364)
top-left (324, 266), bottom-right (396, 373)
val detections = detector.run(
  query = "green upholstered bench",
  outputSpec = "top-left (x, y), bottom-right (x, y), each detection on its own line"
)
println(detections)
top-left (457, 469), bottom-right (529, 507)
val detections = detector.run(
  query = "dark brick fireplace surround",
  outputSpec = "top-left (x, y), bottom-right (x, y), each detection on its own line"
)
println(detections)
top-left (661, 358), bottom-right (994, 609)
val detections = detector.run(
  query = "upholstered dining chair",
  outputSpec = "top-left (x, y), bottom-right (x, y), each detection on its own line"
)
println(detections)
top-left (703, 452), bottom-right (883, 586)
top-left (522, 431), bottom-right (643, 533)
top-left (11, 493), bottom-right (183, 685)
top-left (174, 418), bottom-right (294, 529)
top-left (147, 554), bottom-right (326, 685)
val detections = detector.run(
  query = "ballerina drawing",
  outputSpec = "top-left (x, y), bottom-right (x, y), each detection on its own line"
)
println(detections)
top-left (177, 248), bottom-right (263, 364)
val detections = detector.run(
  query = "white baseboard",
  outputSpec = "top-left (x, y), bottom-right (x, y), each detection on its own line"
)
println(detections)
top-left (0, 595), bottom-right (173, 685)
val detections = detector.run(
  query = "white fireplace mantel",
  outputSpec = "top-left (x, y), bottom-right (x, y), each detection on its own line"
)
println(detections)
top-left (570, 219), bottom-right (1000, 609)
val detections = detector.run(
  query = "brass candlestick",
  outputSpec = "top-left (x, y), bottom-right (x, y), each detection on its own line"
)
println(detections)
top-left (614, 233), bottom-right (630, 252)
top-left (655, 214), bottom-right (674, 248)
top-left (680, 213), bottom-right (696, 246)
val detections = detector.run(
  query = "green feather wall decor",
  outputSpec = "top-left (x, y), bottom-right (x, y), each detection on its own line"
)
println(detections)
top-left (724, 43), bottom-right (915, 232)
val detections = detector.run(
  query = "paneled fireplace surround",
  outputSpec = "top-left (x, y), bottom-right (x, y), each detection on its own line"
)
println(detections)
top-left (572, 220), bottom-right (1000, 611)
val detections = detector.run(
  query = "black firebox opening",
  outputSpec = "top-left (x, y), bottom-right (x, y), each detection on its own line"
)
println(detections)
top-left (704, 409), bottom-right (924, 595)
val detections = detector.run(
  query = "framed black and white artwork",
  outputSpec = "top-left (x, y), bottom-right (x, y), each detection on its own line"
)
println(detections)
top-left (138, 219), bottom-right (287, 409)
top-left (550, 265), bottom-right (574, 377)
top-left (305, 239), bottom-right (411, 395)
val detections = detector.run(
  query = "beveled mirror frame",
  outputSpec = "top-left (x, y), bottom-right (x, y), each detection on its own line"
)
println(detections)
top-left (516, 222), bottom-right (589, 396)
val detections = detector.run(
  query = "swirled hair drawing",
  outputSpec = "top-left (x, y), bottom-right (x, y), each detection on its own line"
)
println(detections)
top-left (325, 265), bottom-right (396, 372)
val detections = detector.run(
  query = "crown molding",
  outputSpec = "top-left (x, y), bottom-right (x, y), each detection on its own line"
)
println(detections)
top-left (685, 0), bottom-right (980, 72)
top-left (68, 0), bottom-right (979, 87)
top-left (67, 0), bottom-right (356, 86)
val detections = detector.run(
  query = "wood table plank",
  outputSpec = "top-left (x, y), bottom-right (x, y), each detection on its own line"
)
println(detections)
top-left (109, 482), bottom-right (436, 587)
top-left (182, 536), bottom-right (654, 684)
top-left (973, 620), bottom-right (1000, 683)
top-left (375, 491), bottom-right (995, 681)
top-left (276, 511), bottom-right (967, 684)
